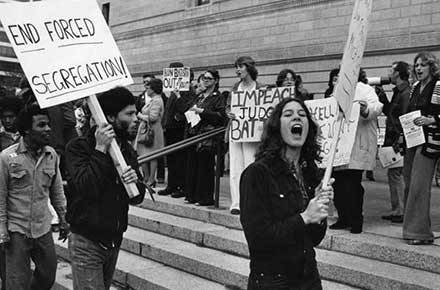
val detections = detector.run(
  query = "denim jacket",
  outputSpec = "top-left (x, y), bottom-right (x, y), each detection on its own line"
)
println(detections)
top-left (0, 137), bottom-right (66, 238)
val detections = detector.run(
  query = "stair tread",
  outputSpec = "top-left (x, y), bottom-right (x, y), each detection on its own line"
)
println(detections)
top-left (123, 225), bottom-right (440, 289)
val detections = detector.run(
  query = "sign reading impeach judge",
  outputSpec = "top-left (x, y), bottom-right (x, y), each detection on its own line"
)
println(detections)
top-left (0, 0), bottom-right (133, 108)
top-left (230, 86), bottom-right (295, 142)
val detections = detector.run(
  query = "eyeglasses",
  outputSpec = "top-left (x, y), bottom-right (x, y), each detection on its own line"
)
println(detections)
top-left (202, 76), bottom-right (214, 81)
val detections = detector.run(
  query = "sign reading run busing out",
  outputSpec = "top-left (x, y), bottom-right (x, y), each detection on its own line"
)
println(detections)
top-left (0, 0), bottom-right (133, 108)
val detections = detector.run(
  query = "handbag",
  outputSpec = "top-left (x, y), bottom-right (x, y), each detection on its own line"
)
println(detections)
top-left (138, 121), bottom-right (155, 147)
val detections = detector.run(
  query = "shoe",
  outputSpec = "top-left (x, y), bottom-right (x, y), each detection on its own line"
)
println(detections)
top-left (184, 198), bottom-right (196, 204)
top-left (350, 227), bottom-right (362, 234)
top-left (230, 208), bottom-right (240, 215)
top-left (406, 239), bottom-right (434, 245)
top-left (195, 200), bottom-right (215, 206)
top-left (158, 187), bottom-right (172, 196)
top-left (171, 191), bottom-right (185, 198)
top-left (381, 214), bottom-right (394, 221)
top-left (329, 221), bottom-right (349, 230)
top-left (391, 215), bottom-right (403, 223)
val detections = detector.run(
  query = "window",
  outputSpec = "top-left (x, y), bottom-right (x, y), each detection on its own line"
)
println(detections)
top-left (196, 0), bottom-right (210, 6)
top-left (102, 3), bottom-right (110, 24)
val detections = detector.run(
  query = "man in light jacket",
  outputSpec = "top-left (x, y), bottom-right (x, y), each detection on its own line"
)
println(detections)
top-left (330, 70), bottom-right (383, 234)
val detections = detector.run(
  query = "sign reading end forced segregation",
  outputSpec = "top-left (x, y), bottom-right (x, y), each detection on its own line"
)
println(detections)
top-left (0, 0), bottom-right (133, 108)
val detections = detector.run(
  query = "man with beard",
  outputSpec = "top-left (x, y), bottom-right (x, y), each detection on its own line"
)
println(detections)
top-left (65, 86), bottom-right (146, 290)
top-left (0, 104), bottom-right (68, 290)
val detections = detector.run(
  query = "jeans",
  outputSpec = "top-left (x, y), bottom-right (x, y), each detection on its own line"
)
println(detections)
top-left (5, 231), bottom-right (57, 290)
top-left (387, 167), bottom-right (404, 216)
top-left (247, 273), bottom-right (322, 290)
top-left (69, 233), bottom-right (120, 290)
top-left (402, 146), bottom-right (436, 240)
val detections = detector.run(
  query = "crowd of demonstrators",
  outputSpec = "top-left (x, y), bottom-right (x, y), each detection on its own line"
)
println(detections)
top-left (227, 56), bottom-right (265, 215)
top-left (330, 69), bottom-right (383, 234)
top-left (135, 78), bottom-right (165, 188)
top-left (379, 61), bottom-right (411, 224)
top-left (183, 69), bottom-right (226, 205)
top-left (240, 98), bottom-right (334, 290)
top-left (65, 87), bottom-right (146, 289)
top-left (158, 62), bottom-right (196, 198)
top-left (402, 52), bottom-right (440, 245)
top-left (0, 103), bottom-right (68, 290)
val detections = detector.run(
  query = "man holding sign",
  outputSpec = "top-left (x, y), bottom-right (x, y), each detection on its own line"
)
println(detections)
top-left (65, 87), bottom-right (145, 289)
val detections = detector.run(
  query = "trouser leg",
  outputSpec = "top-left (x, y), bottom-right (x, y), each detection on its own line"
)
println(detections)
top-left (30, 231), bottom-right (57, 290)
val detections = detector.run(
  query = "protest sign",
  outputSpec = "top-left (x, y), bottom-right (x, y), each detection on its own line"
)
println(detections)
top-left (0, 0), bottom-right (133, 109)
top-left (230, 86), bottom-right (295, 142)
top-left (333, 0), bottom-right (372, 119)
top-left (162, 67), bottom-right (190, 92)
top-left (0, 0), bottom-right (138, 197)
top-left (305, 98), bottom-right (360, 168)
top-left (399, 110), bottom-right (425, 148)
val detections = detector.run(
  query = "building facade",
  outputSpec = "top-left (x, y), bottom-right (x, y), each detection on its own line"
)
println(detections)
top-left (96, 0), bottom-right (440, 97)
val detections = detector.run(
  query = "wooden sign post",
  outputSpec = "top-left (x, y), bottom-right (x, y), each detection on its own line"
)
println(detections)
top-left (322, 0), bottom-right (373, 186)
top-left (0, 0), bottom-right (139, 197)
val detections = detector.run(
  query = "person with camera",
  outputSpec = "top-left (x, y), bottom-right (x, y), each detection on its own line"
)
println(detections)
top-left (379, 61), bottom-right (411, 224)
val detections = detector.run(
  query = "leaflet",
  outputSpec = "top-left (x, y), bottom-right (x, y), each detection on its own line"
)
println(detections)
top-left (399, 110), bottom-right (425, 148)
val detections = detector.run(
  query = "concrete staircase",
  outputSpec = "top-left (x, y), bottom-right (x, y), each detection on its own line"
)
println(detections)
top-left (54, 195), bottom-right (440, 290)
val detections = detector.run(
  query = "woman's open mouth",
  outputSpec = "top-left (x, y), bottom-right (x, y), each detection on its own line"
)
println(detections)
top-left (291, 124), bottom-right (303, 137)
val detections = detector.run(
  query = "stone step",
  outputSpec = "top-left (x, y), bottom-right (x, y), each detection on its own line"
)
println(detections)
top-left (139, 196), bottom-right (242, 230)
top-left (129, 205), bottom-right (440, 275)
top-left (53, 238), bottom-right (227, 290)
top-left (119, 224), bottom-right (439, 290)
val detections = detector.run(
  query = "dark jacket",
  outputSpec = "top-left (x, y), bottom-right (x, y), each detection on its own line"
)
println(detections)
top-left (65, 127), bottom-right (146, 247)
top-left (239, 156), bottom-right (326, 285)
top-left (187, 90), bottom-right (226, 135)
top-left (407, 77), bottom-right (440, 158)
top-left (163, 88), bottom-right (196, 129)
top-left (381, 81), bottom-right (410, 146)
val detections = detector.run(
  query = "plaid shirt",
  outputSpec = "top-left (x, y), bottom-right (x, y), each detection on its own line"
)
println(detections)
top-left (0, 137), bottom-right (66, 238)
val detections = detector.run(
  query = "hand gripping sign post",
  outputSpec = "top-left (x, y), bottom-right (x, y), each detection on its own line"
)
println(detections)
top-left (0, 0), bottom-right (139, 197)
top-left (321, 0), bottom-right (373, 187)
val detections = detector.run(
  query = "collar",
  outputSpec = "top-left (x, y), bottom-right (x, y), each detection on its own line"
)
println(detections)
top-left (16, 137), bottom-right (51, 155)
top-left (394, 81), bottom-right (409, 92)
top-left (260, 156), bottom-right (291, 176)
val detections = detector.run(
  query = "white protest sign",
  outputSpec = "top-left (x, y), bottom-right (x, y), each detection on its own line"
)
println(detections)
top-left (162, 67), bottom-right (190, 92)
top-left (230, 86), bottom-right (295, 142)
top-left (305, 98), bottom-right (360, 168)
top-left (333, 0), bottom-right (372, 119)
top-left (0, 0), bottom-right (133, 108)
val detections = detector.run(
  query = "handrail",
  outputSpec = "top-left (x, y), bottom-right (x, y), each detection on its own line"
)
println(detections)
top-left (137, 127), bottom-right (226, 164)
top-left (137, 127), bottom-right (227, 209)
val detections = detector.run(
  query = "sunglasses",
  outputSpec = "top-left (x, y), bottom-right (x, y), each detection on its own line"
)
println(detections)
top-left (202, 76), bottom-right (214, 81)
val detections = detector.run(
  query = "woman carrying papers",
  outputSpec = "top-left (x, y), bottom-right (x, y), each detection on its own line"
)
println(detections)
top-left (402, 51), bottom-right (440, 245)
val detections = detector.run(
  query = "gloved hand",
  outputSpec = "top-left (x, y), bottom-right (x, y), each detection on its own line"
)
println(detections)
top-left (58, 222), bottom-right (70, 242)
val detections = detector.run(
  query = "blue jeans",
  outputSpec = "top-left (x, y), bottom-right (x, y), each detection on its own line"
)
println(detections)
top-left (68, 233), bottom-right (119, 290)
top-left (5, 231), bottom-right (57, 290)
top-left (247, 272), bottom-right (322, 290)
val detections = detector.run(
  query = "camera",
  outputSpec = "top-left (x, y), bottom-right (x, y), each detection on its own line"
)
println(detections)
top-left (367, 77), bottom-right (391, 86)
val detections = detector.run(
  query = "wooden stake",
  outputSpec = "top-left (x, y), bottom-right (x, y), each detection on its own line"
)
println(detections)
top-left (87, 95), bottom-right (140, 198)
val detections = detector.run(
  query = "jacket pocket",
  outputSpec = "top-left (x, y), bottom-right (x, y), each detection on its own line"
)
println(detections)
top-left (10, 170), bottom-right (29, 189)
top-left (42, 168), bottom-right (56, 187)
